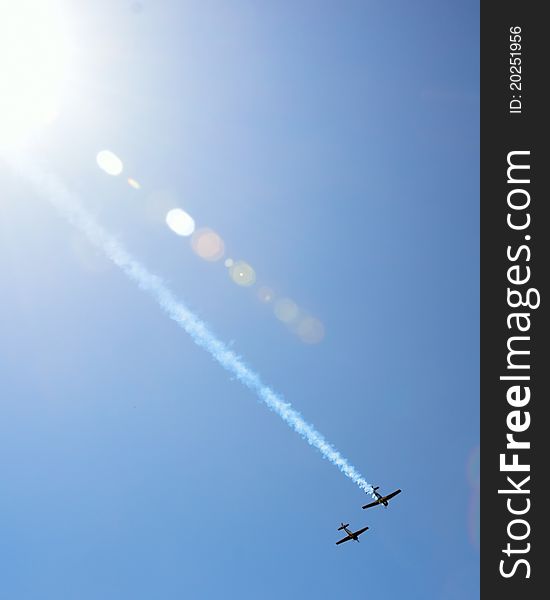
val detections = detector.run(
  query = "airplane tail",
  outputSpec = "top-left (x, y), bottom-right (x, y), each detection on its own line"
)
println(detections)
top-left (338, 523), bottom-right (349, 531)
top-left (373, 486), bottom-right (379, 491)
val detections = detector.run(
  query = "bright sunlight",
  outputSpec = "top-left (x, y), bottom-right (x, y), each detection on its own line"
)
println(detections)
top-left (0, 0), bottom-right (70, 147)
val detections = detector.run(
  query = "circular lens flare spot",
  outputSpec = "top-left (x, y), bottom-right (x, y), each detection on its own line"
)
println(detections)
top-left (166, 208), bottom-right (195, 237)
top-left (127, 177), bottom-right (141, 190)
top-left (229, 261), bottom-right (256, 287)
top-left (296, 316), bottom-right (325, 344)
top-left (258, 286), bottom-right (274, 303)
top-left (274, 298), bottom-right (299, 323)
top-left (191, 228), bottom-right (225, 261)
top-left (224, 258), bottom-right (234, 268)
top-left (96, 150), bottom-right (123, 176)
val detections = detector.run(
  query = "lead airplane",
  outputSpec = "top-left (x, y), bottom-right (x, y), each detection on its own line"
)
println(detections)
top-left (362, 486), bottom-right (402, 509)
top-left (335, 522), bottom-right (369, 545)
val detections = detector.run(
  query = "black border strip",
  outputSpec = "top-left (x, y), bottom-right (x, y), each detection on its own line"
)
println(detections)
top-left (481, 1), bottom-right (548, 596)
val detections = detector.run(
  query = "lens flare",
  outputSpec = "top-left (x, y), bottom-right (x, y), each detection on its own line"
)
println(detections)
top-left (191, 228), bottom-right (225, 261)
top-left (166, 208), bottom-right (195, 237)
top-left (224, 258), bottom-right (234, 268)
top-left (296, 315), bottom-right (325, 344)
top-left (96, 150), bottom-right (123, 176)
top-left (16, 157), bottom-right (375, 495)
top-left (258, 286), bottom-right (274, 303)
top-left (229, 261), bottom-right (256, 287)
top-left (274, 298), bottom-right (299, 323)
top-left (127, 177), bottom-right (141, 190)
top-left (466, 446), bottom-right (480, 551)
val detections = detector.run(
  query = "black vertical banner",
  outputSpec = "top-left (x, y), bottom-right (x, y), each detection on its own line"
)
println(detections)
top-left (481, 1), bottom-right (548, 597)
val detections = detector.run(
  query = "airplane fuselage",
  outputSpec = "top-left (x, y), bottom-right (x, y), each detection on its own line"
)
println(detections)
top-left (363, 488), bottom-right (401, 510)
top-left (373, 491), bottom-right (390, 506)
top-left (342, 527), bottom-right (359, 541)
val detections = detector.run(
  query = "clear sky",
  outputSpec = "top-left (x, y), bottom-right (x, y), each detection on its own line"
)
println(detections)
top-left (1, 1), bottom-right (479, 598)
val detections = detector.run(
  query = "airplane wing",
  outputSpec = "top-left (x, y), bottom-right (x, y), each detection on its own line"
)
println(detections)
top-left (354, 526), bottom-right (369, 537)
top-left (362, 499), bottom-right (381, 509)
top-left (336, 534), bottom-right (353, 545)
top-left (384, 489), bottom-right (402, 502)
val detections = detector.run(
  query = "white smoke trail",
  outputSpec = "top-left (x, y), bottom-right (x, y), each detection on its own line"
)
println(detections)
top-left (8, 154), bottom-right (374, 496)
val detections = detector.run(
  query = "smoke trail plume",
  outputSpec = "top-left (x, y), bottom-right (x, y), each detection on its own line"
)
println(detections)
top-left (8, 154), bottom-right (374, 496)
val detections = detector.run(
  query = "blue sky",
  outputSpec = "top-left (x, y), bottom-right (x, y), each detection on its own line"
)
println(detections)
top-left (1, 1), bottom-right (479, 598)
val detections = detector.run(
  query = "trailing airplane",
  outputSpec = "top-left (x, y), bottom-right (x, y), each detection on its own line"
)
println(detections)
top-left (335, 522), bottom-right (369, 545)
top-left (362, 486), bottom-right (402, 509)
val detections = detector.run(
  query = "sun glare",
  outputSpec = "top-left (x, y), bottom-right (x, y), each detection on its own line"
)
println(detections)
top-left (0, 0), bottom-right (70, 147)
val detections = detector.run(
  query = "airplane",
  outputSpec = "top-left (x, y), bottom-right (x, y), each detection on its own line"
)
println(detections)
top-left (362, 486), bottom-right (402, 510)
top-left (335, 522), bottom-right (369, 545)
